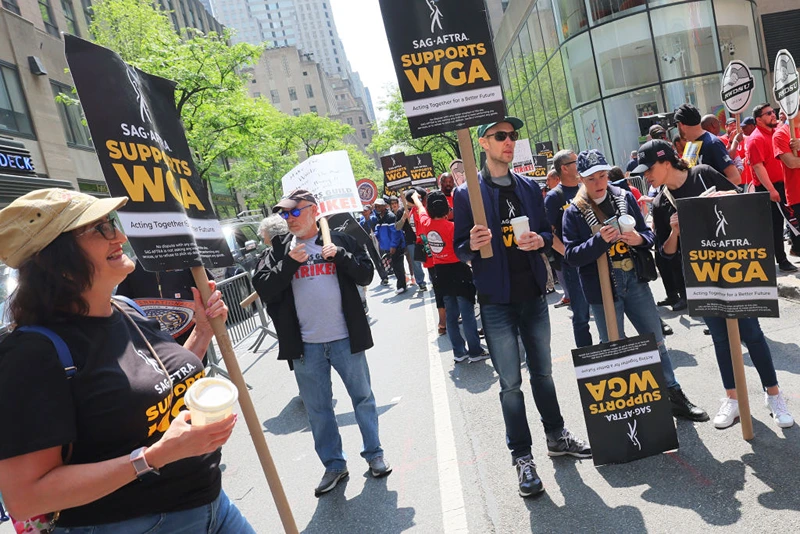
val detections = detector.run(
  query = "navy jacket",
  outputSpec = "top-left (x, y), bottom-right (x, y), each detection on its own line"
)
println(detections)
top-left (452, 171), bottom-right (552, 304)
top-left (562, 186), bottom-right (655, 305)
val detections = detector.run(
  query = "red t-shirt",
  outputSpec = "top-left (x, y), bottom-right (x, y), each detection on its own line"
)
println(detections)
top-left (774, 122), bottom-right (800, 206)
top-left (719, 134), bottom-right (730, 148)
top-left (412, 206), bottom-right (436, 268)
top-left (416, 210), bottom-right (458, 265)
top-left (746, 125), bottom-right (784, 185)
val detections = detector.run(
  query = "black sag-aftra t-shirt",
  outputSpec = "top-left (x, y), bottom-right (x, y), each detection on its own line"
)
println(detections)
top-left (652, 164), bottom-right (736, 256)
top-left (0, 305), bottom-right (220, 527)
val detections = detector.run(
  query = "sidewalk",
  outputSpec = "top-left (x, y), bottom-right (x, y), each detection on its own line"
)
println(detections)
top-left (777, 243), bottom-right (800, 302)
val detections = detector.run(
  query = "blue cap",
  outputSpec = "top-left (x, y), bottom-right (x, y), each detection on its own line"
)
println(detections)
top-left (576, 149), bottom-right (613, 177)
top-left (741, 116), bottom-right (756, 126)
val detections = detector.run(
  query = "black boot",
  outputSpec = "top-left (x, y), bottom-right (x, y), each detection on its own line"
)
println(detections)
top-left (669, 387), bottom-right (709, 422)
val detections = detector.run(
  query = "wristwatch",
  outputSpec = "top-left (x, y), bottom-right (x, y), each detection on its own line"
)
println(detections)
top-left (130, 447), bottom-right (161, 481)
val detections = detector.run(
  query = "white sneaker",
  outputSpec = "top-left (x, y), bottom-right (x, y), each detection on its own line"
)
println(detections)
top-left (765, 391), bottom-right (794, 428)
top-left (395, 287), bottom-right (406, 295)
top-left (713, 398), bottom-right (739, 429)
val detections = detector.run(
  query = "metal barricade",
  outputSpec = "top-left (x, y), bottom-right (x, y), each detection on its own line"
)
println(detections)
top-left (206, 271), bottom-right (276, 381)
top-left (628, 175), bottom-right (648, 196)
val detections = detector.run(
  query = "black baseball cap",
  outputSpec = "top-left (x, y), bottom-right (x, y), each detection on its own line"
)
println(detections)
top-left (741, 116), bottom-right (756, 126)
top-left (272, 189), bottom-right (317, 212)
top-left (632, 140), bottom-right (679, 174)
top-left (673, 104), bottom-right (702, 126)
top-left (648, 124), bottom-right (667, 139)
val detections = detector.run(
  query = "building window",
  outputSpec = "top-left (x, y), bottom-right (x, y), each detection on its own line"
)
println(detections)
top-left (52, 84), bottom-right (92, 147)
top-left (288, 87), bottom-right (298, 100)
top-left (358, 116), bottom-right (363, 125)
top-left (253, 91), bottom-right (261, 98)
top-left (310, 105), bottom-right (318, 113)
top-left (61, 0), bottom-right (79, 35)
top-left (39, 0), bottom-right (60, 37)
top-left (2, 0), bottom-right (21, 16)
top-left (361, 129), bottom-right (366, 139)
top-left (0, 65), bottom-right (34, 135)
top-left (592, 13), bottom-right (658, 96)
top-left (588, 0), bottom-right (646, 26)
top-left (305, 84), bottom-right (314, 98)
top-left (346, 117), bottom-right (353, 125)
top-left (270, 89), bottom-right (280, 104)
top-left (554, 0), bottom-right (588, 42)
top-left (651, 1), bottom-right (719, 83)
top-left (292, 107), bottom-right (301, 116)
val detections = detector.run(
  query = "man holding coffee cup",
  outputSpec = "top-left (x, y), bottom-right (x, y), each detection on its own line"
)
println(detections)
top-left (453, 117), bottom-right (591, 499)
top-left (253, 189), bottom-right (392, 497)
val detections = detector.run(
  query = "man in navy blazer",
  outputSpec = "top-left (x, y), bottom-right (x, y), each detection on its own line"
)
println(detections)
top-left (453, 117), bottom-right (590, 499)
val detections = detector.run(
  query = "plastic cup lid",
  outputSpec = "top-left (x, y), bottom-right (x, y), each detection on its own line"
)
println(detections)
top-left (186, 378), bottom-right (238, 411)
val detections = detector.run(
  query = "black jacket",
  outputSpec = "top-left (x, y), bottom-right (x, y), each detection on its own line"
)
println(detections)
top-left (252, 230), bottom-right (374, 365)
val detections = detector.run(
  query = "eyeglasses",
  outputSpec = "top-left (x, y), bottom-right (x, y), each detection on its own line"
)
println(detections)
top-left (77, 218), bottom-right (118, 240)
top-left (564, 160), bottom-right (578, 166)
top-left (485, 130), bottom-right (520, 142)
top-left (278, 204), bottom-right (314, 219)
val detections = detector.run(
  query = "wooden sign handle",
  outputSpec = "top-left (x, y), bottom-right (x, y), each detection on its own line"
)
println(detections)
top-left (791, 116), bottom-right (798, 158)
top-left (191, 267), bottom-right (298, 533)
top-left (457, 128), bottom-right (492, 259)
top-left (596, 254), bottom-right (619, 342)
top-left (318, 216), bottom-right (332, 246)
top-left (726, 318), bottom-right (754, 440)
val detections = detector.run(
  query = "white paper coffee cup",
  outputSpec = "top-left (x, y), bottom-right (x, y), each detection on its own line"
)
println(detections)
top-left (184, 377), bottom-right (238, 426)
top-left (618, 214), bottom-right (636, 233)
top-left (510, 216), bottom-right (530, 240)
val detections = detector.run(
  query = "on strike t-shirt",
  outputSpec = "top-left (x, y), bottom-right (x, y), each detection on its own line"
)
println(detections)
top-left (416, 211), bottom-right (458, 265)
top-left (0, 305), bottom-right (219, 527)
top-left (290, 236), bottom-right (348, 343)
top-left (773, 122), bottom-right (800, 205)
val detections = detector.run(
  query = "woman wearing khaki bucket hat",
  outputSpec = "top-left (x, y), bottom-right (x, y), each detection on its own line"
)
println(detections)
top-left (0, 189), bottom-right (255, 533)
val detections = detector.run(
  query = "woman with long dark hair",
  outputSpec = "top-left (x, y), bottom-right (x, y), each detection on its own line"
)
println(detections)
top-left (0, 189), bottom-right (253, 533)
top-left (638, 139), bottom-right (794, 429)
top-left (562, 150), bottom-right (709, 423)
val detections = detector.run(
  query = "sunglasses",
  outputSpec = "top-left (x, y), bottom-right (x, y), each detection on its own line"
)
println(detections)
top-left (77, 218), bottom-right (119, 240)
top-left (278, 204), bottom-right (314, 219)
top-left (758, 110), bottom-right (776, 117)
top-left (486, 130), bottom-right (520, 142)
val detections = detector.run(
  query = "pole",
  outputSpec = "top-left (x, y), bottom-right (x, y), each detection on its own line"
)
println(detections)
top-left (596, 254), bottom-right (620, 342)
top-left (191, 267), bottom-right (299, 534)
top-left (456, 128), bottom-right (492, 259)
top-left (726, 318), bottom-right (754, 440)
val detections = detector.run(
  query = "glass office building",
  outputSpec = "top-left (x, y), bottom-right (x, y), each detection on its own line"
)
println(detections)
top-left (494, 0), bottom-right (768, 166)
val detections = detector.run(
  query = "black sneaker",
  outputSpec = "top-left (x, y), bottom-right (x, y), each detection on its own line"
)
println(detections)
top-left (368, 455), bottom-right (392, 478)
top-left (657, 296), bottom-right (680, 307)
top-left (668, 386), bottom-right (710, 422)
top-left (418, 282), bottom-right (428, 291)
top-left (380, 279), bottom-right (390, 286)
top-left (661, 319), bottom-right (673, 336)
top-left (314, 468), bottom-right (349, 496)
top-left (778, 260), bottom-right (799, 273)
top-left (546, 429), bottom-right (592, 458)
top-left (514, 455), bottom-right (544, 497)
top-left (671, 299), bottom-right (687, 312)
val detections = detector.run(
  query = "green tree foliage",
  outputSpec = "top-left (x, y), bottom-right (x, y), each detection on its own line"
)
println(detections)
top-left (368, 87), bottom-right (462, 176)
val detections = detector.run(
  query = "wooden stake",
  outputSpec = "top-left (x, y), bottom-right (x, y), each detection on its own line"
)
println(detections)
top-left (456, 128), bottom-right (492, 259)
top-left (726, 318), bottom-right (754, 440)
top-left (597, 254), bottom-right (620, 342)
top-left (191, 266), bottom-right (298, 534)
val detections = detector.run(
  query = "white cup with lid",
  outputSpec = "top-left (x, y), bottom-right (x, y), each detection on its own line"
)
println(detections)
top-left (184, 377), bottom-right (239, 426)
top-left (618, 214), bottom-right (636, 233)
top-left (510, 216), bottom-right (530, 240)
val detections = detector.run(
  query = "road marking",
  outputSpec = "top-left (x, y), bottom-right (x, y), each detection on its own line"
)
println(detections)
top-left (423, 295), bottom-right (469, 533)
top-left (390, 396), bottom-right (403, 404)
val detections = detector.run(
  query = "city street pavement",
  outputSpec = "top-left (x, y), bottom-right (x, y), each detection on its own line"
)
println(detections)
top-left (4, 268), bottom-right (800, 533)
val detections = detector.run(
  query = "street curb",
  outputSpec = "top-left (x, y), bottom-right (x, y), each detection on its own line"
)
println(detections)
top-left (778, 277), bottom-right (800, 303)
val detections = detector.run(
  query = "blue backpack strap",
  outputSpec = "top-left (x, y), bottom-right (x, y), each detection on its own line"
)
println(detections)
top-left (112, 295), bottom-right (147, 317)
top-left (16, 326), bottom-right (76, 378)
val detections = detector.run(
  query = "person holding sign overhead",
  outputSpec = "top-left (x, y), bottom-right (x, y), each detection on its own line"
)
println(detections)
top-left (639, 140), bottom-right (794, 429)
top-left (252, 189), bottom-right (392, 497)
top-left (562, 150), bottom-right (709, 423)
top-left (0, 189), bottom-right (252, 533)
top-left (454, 117), bottom-right (591, 499)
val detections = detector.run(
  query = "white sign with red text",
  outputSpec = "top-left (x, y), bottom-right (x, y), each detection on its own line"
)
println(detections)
top-left (281, 150), bottom-right (362, 217)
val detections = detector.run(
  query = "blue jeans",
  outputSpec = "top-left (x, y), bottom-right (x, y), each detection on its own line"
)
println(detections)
top-left (444, 295), bottom-right (482, 357)
top-left (294, 338), bottom-right (383, 470)
top-left (589, 269), bottom-right (678, 389)
top-left (562, 263), bottom-right (592, 348)
top-left (481, 296), bottom-right (565, 459)
top-left (703, 316), bottom-right (778, 391)
top-left (405, 244), bottom-right (426, 285)
top-left (53, 490), bottom-right (253, 533)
